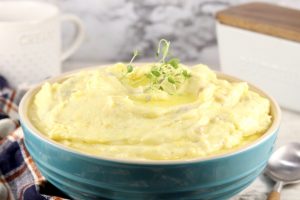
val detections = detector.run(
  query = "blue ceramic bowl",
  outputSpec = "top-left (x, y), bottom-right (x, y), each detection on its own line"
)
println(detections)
top-left (19, 68), bottom-right (281, 200)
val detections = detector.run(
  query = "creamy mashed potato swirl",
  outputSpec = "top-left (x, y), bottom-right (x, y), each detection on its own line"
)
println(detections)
top-left (29, 63), bottom-right (272, 160)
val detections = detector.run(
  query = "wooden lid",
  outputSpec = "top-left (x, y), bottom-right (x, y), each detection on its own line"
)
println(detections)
top-left (216, 2), bottom-right (300, 42)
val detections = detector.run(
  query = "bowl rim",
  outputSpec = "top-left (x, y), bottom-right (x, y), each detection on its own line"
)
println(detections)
top-left (19, 64), bottom-right (282, 165)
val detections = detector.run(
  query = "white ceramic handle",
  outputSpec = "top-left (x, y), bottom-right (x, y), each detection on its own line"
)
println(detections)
top-left (60, 14), bottom-right (85, 61)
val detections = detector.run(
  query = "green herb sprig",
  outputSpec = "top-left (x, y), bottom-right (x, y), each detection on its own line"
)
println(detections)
top-left (127, 50), bottom-right (139, 73)
top-left (156, 39), bottom-right (170, 63)
top-left (145, 39), bottom-right (192, 94)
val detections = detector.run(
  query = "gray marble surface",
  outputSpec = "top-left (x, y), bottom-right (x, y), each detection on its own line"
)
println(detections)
top-left (4, 0), bottom-right (299, 65)
top-left (58, 0), bottom-right (300, 65)
top-left (59, 0), bottom-right (228, 64)
top-left (63, 61), bottom-right (300, 200)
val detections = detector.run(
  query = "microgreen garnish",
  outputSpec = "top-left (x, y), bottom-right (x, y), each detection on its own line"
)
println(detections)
top-left (168, 58), bottom-right (180, 69)
top-left (156, 39), bottom-right (170, 63)
top-left (127, 50), bottom-right (139, 73)
top-left (127, 65), bottom-right (133, 73)
top-left (168, 77), bottom-right (175, 84)
top-left (121, 39), bottom-right (191, 95)
top-left (183, 70), bottom-right (191, 78)
top-left (145, 39), bottom-right (192, 95)
top-left (151, 70), bottom-right (161, 77)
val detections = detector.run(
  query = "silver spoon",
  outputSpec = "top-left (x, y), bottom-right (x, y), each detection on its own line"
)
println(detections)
top-left (265, 142), bottom-right (300, 200)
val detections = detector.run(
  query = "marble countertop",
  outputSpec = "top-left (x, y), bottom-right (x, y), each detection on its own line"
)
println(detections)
top-left (62, 61), bottom-right (300, 200)
top-left (233, 109), bottom-right (300, 200)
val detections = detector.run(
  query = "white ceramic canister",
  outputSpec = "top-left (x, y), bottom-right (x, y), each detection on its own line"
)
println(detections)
top-left (216, 2), bottom-right (300, 112)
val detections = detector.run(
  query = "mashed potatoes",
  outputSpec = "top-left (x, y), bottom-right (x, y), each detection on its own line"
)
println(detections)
top-left (29, 63), bottom-right (272, 160)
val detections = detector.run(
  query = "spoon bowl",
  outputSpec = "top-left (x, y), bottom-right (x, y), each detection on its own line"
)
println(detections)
top-left (266, 142), bottom-right (300, 199)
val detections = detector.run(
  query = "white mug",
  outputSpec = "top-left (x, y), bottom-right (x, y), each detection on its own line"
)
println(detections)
top-left (0, 1), bottom-right (85, 87)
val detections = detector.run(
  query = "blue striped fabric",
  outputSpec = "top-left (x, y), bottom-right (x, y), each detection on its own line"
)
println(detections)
top-left (0, 77), bottom-right (69, 200)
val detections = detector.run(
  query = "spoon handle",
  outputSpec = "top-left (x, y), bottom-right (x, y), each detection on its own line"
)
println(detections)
top-left (267, 191), bottom-right (280, 200)
top-left (267, 181), bottom-right (283, 200)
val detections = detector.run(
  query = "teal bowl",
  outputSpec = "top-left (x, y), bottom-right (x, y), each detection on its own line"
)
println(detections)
top-left (19, 69), bottom-right (281, 200)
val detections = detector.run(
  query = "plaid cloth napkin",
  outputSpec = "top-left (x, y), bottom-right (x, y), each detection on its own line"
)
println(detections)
top-left (0, 76), bottom-right (69, 200)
